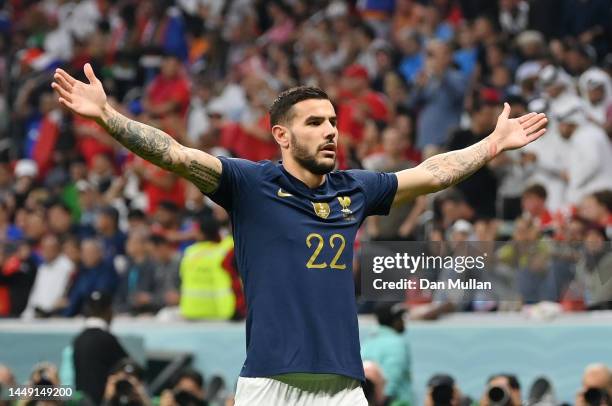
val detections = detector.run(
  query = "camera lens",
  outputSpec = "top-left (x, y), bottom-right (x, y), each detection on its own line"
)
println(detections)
top-left (488, 386), bottom-right (510, 406)
top-left (115, 378), bottom-right (134, 402)
top-left (584, 388), bottom-right (608, 406)
top-left (432, 384), bottom-right (453, 406)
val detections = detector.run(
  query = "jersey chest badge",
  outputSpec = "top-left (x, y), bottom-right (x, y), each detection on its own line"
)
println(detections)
top-left (337, 196), bottom-right (353, 219)
top-left (312, 202), bottom-right (331, 219)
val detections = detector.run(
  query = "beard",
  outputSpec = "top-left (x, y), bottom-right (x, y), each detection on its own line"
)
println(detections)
top-left (290, 131), bottom-right (336, 175)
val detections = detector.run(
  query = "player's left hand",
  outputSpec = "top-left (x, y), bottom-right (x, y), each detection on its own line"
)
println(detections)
top-left (491, 103), bottom-right (547, 152)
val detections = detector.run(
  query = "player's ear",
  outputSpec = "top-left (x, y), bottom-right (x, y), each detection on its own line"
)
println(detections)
top-left (271, 124), bottom-right (290, 149)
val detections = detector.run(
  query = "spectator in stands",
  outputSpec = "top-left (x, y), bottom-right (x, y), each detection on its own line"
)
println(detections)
top-left (47, 201), bottom-right (79, 241)
top-left (0, 240), bottom-right (38, 317)
top-left (149, 235), bottom-right (181, 312)
top-left (337, 64), bottom-right (389, 162)
top-left (547, 217), bottom-right (587, 304)
top-left (397, 29), bottom-right (424, 85)
top-left (22, 234), bottom-right (74, 318)
top-left (73, 291), bottom-right (128, 405)
top-left (497, 217), bottom-right (551, 303)
top-left (409, 39), bottom-right (466, 154)
top-left (498, 0), bottom-right (529, 38)
top-left (160, 368), bottom-right (208, 406)
top-left (560, 0), bottom-right (611, 59)
top-left (578, 67), bottom-right (612, 131)
top-left (556, 99), bottom-right (612, 206)
top-left (446, 93), bottom-right (500, 218)
top-left (579, 191), bottom-right (612, 232)
top-left (575, 363), bottom-right (612, 406)
top-left (0, 200), bottom-right (21, 250)
top-left (363, 360), bottom-right (409, 406)
top-left (152, 200), bottom-right (198, 250)
top-left (361, 303), bottom-right (413, 405)
top-left (538, 65), bottom-right (579, 115)
top-left (480, 373), bottom-right (522, 406)
top-left (142, 52), bottom-right (191, 138)
top-left (520, 184), bottom-right (553, 231)
top-left (76, 180), bottom-right (100, 237)
top-left (574, 225), bottom-right (612, 310)
top-left (365, 127), bottom-right (426, 240)
top-left (127, 209), bottom-right (149, 235)
top-left (22, 207), bottom-right (47, 247)
top-left (64, 238), bottom-right (118, 317)
top-left (179, 216), bottom-right (244, 320)
top-left (435, 189), bottom-right (475, 229)
top-left (95, 206), bottom-right (127, 263)
top-left (115, 230), bottom-right (156, 315)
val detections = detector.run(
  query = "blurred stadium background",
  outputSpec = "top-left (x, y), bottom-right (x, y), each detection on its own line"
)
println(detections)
top-left (1, 0), bottom-right (612, 405)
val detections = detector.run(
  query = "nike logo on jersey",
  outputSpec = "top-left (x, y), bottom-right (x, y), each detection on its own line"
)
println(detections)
top-left (277, 188), bottom-right (293, 197)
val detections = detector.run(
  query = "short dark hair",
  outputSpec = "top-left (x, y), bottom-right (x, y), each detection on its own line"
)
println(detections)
top-left (174, 368), bottom-right (204, 389)
top-left (269, 87), bottom-right (330, 126)
top-left (487, 373), bottom-right (520, 390)
top-left (523, 184), bottom-right (547, 200)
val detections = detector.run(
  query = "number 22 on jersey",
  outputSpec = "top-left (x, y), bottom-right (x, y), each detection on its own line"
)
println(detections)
top-left (305, 233), bottom-right (346, 270)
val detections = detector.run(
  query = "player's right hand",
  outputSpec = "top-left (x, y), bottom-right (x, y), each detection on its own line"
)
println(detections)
top-left (51, 63), bottom-right (107, 120)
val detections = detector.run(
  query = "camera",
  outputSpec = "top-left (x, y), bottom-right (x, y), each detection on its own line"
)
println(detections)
top-left (33, 368), bottom-right (54, 386)
top-left (488, 386), bottom-right (512, 406)
top-left (173, 389), bottom-right (207, 406)
top-left (584, 388), bottom-right (611, 406)
top-left (432, 382), bottom-right (454, 406)
top-left (111, 379), bottom-right (140, 406)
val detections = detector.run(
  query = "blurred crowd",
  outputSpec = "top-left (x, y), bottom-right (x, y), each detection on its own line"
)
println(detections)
top-left (1, 0), bottom-right (612, 319)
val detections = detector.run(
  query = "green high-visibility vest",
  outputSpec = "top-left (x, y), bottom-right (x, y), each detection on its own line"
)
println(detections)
top-left (179, 236), bottom-right (235, 320)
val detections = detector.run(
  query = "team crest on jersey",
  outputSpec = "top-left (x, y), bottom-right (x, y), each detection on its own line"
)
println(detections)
top-left (337, 196), bottom-right (354, 219)
top-left (312, 202), bottom-right (330, 219)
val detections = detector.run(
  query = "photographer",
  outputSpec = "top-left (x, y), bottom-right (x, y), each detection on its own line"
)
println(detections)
top-left (479, 374), bottom-right (522, 406)
top-left (0, 364), bottom-right (16, 406)
top-left (424, 374), bottom-right (464, 406)
top-left (101, 359), bottom-right (150, 406)
top-left (576, 364), bottom-right (612, 406)
top-left (159, 369), bottom-right (207, 406)
top-left (19, 362), bottom-right (62, 406)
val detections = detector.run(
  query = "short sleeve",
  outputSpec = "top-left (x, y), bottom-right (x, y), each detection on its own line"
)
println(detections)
top-left (206, 157), bottom-right (261, 212)
top-left (348, 170), bottom-right (398, 217)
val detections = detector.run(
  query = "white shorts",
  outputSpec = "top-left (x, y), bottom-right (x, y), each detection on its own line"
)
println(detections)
top-left (234, 373), bottom-right (367, 406)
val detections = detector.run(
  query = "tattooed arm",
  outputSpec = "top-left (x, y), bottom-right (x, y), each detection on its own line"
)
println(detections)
top-left (51, 64), bottom-right (221, 193)
top-left (393, 103), bottom-right (548, 206)
top-left (99, 106), bottom-right (221, 193)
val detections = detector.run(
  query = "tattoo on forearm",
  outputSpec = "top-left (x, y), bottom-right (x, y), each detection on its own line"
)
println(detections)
top-left (105, 111), bottom-right (174, 169)
top-left (188, 160), bottom-right (221, 193)
top-left (422, 139), bottom-right (494, 189)
top-left (102, 109), bottom-right (221, 193)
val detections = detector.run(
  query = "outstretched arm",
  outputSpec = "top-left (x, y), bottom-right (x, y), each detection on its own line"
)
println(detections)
top-left (393, 103), bottom-right (547, 205)
top-left (51, 64), bottom-right (221, 194)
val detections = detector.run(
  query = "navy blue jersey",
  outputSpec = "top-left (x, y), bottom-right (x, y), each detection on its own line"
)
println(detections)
top-left (208, 157), bottom-right (398, 381)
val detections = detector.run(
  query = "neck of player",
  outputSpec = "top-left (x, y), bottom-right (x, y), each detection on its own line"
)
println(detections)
top-left (283, 158), bottom-right (326, 189)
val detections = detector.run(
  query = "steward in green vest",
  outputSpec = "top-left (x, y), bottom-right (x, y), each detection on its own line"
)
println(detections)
top-left (180, 216), bottom-right (237, 320)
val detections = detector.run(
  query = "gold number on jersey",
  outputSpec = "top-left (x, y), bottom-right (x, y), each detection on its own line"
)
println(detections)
top-left (306, 233), bottom-right (327, 268)
top-left (329, 234), bottom-right (347, 269)
top-left (305, 233), bottom-right (346, 270)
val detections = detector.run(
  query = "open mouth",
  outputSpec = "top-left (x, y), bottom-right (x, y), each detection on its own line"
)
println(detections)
top-left (319, 144), bottom-right (336, 155)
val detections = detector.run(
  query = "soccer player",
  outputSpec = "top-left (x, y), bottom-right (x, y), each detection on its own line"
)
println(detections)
top-left (52, 64), bottom-right (547, 405)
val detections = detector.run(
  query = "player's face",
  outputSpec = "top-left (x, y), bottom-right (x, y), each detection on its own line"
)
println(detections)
top-left (288, 99), bottom-right (338, 175)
